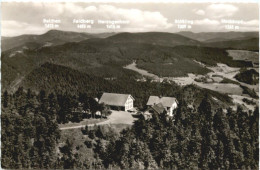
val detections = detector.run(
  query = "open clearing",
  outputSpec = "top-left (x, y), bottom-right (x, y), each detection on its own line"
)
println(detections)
top-left (229, 95), bottom-right (258, 111)
top-left (60, 110), bottom-right (137, 130)
top-left (97, 110), bottom-right (137, 125)
top-left (196, 82), bottom-right (243, 95)
top-left (207, 63), bottom-right (240, 80)
top-left (124, 61), bottom-right (159, 79)
top-left (125, 61), bottom-right (244, 95)
top-left (124, 50), bottom-right (259, 111)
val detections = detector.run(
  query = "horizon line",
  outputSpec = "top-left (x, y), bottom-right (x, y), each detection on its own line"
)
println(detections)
top-left (2, 29), bottom-right (259, 38)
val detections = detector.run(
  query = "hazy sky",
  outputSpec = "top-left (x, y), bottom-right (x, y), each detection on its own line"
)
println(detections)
top-left (1, 2), bottom-right (259, 36)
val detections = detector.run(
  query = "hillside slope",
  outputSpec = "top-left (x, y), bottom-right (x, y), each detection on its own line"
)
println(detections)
top-left (235, 69), bottom-right (259, 85)
top-left (106, 32), bottom-right (201, 47)
top-left (2, 32), bottom-right (253, 90)
top-left (178, 31), bottom-right (258, 42)
top-left (20, 63), bottom-right (233, 109)
top-left (203, 38), bottom-right (259, 51)
top-left (1, 30), bottom-right (96, 51)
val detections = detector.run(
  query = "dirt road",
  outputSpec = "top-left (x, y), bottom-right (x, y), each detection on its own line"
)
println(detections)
top-left (60, 110), bottom-right (136, 130)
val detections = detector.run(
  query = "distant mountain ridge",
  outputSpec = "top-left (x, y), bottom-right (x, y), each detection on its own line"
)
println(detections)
top-left (105, 32), bottom-right (201, 47)
top-left (177, 31), bottom-right (259, 42)
top-left (1, 30), bottom-right (115, 52)
top-left (177, 31), bottom-right (259, 51)
top-left (203, 38), bottom-right (259, 51)
top-left (3, 30), bottom-right (258, 52)
top-left (2, 30), bottom-right (258, 92)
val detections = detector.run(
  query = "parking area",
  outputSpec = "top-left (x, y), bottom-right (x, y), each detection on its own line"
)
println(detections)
top-left (60, 110), bottom-right (137, 130)
top-left (97, 110), bottom-right (137, 125)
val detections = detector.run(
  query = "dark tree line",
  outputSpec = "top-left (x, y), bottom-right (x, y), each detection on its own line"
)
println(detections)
top-left (235, 68), bottom-right (259, 85)
top-left (14, 62), bottom-right (233, 111)
top-left (2, 87), bottom-right (258, 169)
top-left (81, 95), bottom-right (258, 169)
top-left (1, 87), bottom-right (110, 169)
top-left (1, 87), bottom-right (60, 168)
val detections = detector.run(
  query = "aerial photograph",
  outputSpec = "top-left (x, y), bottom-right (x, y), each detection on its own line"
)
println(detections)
top-left (1, 1), bottom-right (259, 169)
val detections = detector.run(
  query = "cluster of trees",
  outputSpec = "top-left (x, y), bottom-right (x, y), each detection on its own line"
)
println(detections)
top-left (2, 86), bottom-right (258, 169)
top-left (1, 88), bottom-right (60, 168)
top-left (19, 63), bottom-right (183, 109)
top-left (170, 46), bottom-right (253, 67)
top-left (240, 85), bottom-right (258, 99)
top-left (2, 88), bottom-right (110, 125)
top-left (55, 93), bottom-right (111, 124)
top-left (135, 45), bottom-right (253, 77)
top-left (53, 125), bottom-right (121, 169)
top-left (79, 95), bottom-right (258, 169)
top-left (235, 68), bottom-right (259, 85)
top-left (18, 63), bottom-right (234, 112)
top-left (3, 34), bottom-right (254, 90)
top-left (2, 31), bottom-right (258, 169)
top-left (1, 87), bottom-right (112, 169)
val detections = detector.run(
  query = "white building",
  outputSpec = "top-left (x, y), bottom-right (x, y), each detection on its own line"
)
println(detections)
top-left (146, 96), bottom-right (178, 116)
top-left (99, 92), bottom-right (135, 111)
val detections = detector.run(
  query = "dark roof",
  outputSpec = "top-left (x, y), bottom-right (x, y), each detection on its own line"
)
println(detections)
top-left (99, 92), bottom-right (134, 107)
top-left (151, 103), bottom-right (165, 114)
top-left (147, 96), bottom-right (177, 107)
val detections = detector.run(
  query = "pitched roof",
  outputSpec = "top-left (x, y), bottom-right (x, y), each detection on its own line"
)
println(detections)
top-left (151, 103), bottom-right (165, 114)
top-left (146, 96), bottom-right (177, 107)
top-left (144, 103), bottom-right (165, 115)
top-left (99, 93), bottom-right (134, 107)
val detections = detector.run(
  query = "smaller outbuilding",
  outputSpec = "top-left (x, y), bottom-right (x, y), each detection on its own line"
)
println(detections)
top-left (146, 96), bottom-right (178, 116)
top-left (143, 103), bottom-right (165, 120)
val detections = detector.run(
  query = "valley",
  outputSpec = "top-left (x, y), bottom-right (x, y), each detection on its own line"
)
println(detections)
top-left (2, 1), bottom-right (259, 169)
top-left (2, 20), bottom-right (260, 170)
top-left (2, 30), bottom-right (258, 112)
top-left (124, 49), bottom-right (259, 111)
top-left (124, 61), bottom-right (160, 80)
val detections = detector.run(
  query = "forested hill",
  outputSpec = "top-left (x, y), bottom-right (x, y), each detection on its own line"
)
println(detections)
top-left (2, 32), bottom-right (253, 90)
top-left (18, 62), bottom-right (233, 110)
top-left (1, 30), bottom-right (98, 52)
top-left (105, 32), bottom-right (201, 47)
top-left (2, 30), bottom-right (200, 52)
top-left (20, 62), bottom-right (110, 95)
top-left (2, 30), bottom-right (259, 169)
top-left (177, 31), bottom-right (258, 42)
top-left (177, 31), bottom-right (259, 51)
top-left (1, 85), bottom-right (258, 169)
top-left (203, 38), bottom-right (259, 51)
